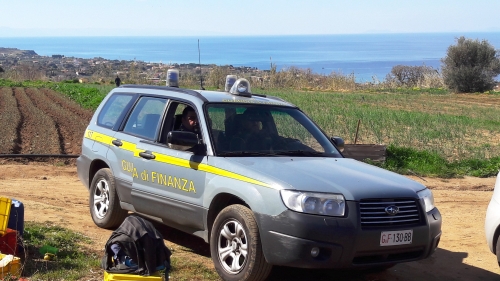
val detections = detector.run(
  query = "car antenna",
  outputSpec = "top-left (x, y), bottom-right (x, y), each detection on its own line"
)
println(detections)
top-left (198, 39), bottom-right (205, 90)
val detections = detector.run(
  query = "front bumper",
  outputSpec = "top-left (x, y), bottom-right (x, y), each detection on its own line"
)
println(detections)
top-left (256, 201), bottom-right (442, 269)
top-left (485, 196), bottom-right (500, 254)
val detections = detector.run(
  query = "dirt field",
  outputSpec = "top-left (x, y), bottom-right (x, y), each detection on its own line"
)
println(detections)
top-left (0, 164), bottom-right (498, 281)
top-left (0, 87), bottom-right (93, 156)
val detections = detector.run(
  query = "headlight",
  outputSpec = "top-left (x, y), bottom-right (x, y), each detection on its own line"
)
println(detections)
top-left (417, 188), bottom-right (435, 212)
top-left (280, 190), bottom-right (345, 217)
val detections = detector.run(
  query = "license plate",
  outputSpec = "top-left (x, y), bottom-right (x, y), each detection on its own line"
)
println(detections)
top-left (380, 230), bottom-right (413, 246)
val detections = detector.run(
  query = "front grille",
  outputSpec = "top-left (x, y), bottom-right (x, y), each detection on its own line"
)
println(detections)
top-left (359, 198), bottom-right (422, 228)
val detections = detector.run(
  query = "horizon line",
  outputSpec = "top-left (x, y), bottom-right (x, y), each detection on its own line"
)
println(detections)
top-left (1, 31), bottom-right (500, 38)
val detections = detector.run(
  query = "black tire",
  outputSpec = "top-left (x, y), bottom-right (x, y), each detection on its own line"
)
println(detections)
top-left (89, 168), bottom-right (127, 229)
top-left (210, 205), bottom-right (272, 281)
top-left (496, 235), bottom-right (500, 267)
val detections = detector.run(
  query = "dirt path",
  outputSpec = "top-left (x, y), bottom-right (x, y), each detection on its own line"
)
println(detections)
top-left (1, 164), bottom-right (499, 280)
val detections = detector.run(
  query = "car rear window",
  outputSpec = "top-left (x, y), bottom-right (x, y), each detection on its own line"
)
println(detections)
top-left (97, 93), bottom-right (134, 129)
top-left (123, 97), bottom-right (167, 140)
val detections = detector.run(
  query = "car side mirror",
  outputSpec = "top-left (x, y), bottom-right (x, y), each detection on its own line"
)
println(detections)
top-left (331, 136), bottom-right (345, 152)
top-left (167, 131), bottom-right (199, 147)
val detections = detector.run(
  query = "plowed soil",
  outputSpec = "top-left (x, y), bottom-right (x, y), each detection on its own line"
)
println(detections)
top-left (0, 87), bottom-right (93, 159)
top-left (0, 87), bottom-right (499, 280)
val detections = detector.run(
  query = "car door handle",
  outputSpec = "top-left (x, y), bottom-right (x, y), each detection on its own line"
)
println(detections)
top-left (112, 139), bottom-right (123, 147)
top-left (139, 151), bottom-right (156, 160)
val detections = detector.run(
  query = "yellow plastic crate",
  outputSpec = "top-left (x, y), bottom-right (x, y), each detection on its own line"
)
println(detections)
top-left (104, 271), bottom-right (164, 281)
top-left (0, 253), bottom-right (21, 278)
top-left (0, 198), bottom-right (12, 236)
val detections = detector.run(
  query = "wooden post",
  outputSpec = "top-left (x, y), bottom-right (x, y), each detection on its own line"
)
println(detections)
top-left (354, 119), bottom-right (361, 144)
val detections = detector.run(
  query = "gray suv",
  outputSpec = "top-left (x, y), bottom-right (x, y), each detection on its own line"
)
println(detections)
top-left (77, 79), bottom-right (442, 281)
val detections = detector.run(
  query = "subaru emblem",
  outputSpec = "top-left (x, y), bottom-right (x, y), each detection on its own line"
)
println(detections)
top-left (385, 205), bottom-right (399, 215)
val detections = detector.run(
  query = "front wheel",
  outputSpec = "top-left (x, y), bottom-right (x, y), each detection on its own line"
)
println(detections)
top-left (89, 168), bottom-right (127, 229)
top-left (210, 205), bottom-right (272, 281)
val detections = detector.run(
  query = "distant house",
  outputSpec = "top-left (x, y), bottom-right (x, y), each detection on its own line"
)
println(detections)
top-left (52, 55), bottom-right (64, 59)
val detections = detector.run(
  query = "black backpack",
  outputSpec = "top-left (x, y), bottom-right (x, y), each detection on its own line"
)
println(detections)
top-left (101, 215), bottom-right (172, 276)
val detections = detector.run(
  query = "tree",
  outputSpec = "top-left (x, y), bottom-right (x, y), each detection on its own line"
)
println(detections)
top-left (0, 66), bottom-right (4, 73)
top-left (441, 36), bottom-right (500, 93)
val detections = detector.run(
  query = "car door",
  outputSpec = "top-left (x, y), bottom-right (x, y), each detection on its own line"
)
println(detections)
top-left (105, 95), bottom-right (163, 204)
top-left (130, 100), bottom-right (208, 231)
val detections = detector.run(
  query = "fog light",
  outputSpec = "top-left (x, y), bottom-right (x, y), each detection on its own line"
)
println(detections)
top-left (311, 247), bottom-right (320, 257)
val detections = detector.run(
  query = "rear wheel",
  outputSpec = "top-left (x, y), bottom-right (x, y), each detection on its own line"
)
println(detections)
top-left (89, 168), bottom-right (127, 229)
top-left (210, 205), bottom-right (272, 281)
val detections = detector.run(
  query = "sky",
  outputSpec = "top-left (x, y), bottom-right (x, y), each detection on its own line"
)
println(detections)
top-left (1, 0), bottom-right (500, 37)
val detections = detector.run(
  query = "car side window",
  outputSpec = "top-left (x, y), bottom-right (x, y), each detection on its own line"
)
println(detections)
top-left (169, 103), bottom-right (200, 134)
top-left (161, 101), bottom-right (201, 152)
top-left (123, 97), bottom-right (167, 140)
top-left (97, 94), bottom-right (134, 129)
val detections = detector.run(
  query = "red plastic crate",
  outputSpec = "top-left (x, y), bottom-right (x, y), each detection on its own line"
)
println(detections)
top-left (0, 228), bottom-right (17, 255)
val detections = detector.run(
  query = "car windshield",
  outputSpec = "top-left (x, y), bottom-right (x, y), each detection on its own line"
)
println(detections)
top-left (206, 103), bottom-right (342, 157)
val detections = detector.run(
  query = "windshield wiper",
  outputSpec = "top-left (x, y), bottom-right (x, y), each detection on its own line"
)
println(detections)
top-left (273, 150), bottom-right (325, 156)
top-left (218, 151), bottom-right (279, 157)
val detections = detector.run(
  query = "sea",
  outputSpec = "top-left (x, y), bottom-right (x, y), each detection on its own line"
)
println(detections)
top-left (2, 32), bottom-right (500, 82)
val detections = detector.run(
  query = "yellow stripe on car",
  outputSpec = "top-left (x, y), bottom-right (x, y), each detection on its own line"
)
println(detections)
top-left (85, 129), bottom-right (115, 145)
top-left (153, 153), bottom-right (272, 188)
top-left (85, 130), bottom-right (273, 188)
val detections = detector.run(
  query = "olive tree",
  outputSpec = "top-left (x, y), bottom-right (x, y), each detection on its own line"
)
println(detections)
top-left (441, 36), bottom-right (500, 93)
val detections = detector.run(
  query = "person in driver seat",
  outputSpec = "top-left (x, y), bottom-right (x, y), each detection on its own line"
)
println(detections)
top-left (179, 106), bottom-right (199, 134)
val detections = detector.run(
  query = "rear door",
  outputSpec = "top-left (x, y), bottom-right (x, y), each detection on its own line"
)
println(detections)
top-left (108, 95), bottom-right (165, 205)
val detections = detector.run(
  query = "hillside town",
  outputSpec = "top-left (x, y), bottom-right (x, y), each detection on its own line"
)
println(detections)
top-left (0, 47), bottom-right (265, 85)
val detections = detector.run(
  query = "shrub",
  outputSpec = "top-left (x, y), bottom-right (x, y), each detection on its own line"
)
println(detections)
top-left (386, 65), bottom-right (443, 88)
top-left (207, 66), bottom-right (229, 89)
top-left (441, 36), bottom-right (500, 93)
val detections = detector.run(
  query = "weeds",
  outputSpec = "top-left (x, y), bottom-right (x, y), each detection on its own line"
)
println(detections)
top-left (5, 221), bottom-right (219, 281)
top-left (12, 221), bottom-right (101, 281)
top-left (374, 145), bottom-right (500, 178)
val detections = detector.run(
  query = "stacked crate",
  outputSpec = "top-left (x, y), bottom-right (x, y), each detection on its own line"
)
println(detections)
top-left (0, 197), bottom-right (21, 278)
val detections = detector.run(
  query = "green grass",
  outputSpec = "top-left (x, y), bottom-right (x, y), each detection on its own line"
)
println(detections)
top-left (9, 221), bottom-right (218, 281)
top-left (18, 221), bottom-right (101, 281)
top-left (168, 246), bottom-right (220, 281)
top-left (377, 145), bottom-right (500, 178)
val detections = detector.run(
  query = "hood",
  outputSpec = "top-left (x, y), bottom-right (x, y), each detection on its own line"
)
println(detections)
top-left (227, 157), bottom-right (426, 201)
